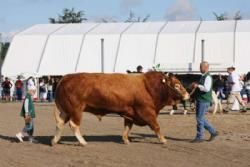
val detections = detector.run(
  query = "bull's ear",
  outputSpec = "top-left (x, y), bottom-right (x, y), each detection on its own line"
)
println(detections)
top-left (161, 78), bottom-right (166, 84)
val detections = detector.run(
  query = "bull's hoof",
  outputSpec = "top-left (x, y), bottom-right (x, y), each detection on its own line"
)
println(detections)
top-left (183, 110), bottom-right (188, 115)
top-left (162, 141), bottom-right (167, 145)
top-left (78, 142), bottom-right (88, 147)
top-left (160, 138), bottom-right (167, 145)
top-left (123, 140), bottom-right (130, 145)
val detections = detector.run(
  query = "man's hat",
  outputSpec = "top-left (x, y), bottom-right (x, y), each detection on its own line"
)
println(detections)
top-left (227, 66), bottom-right (236, 70)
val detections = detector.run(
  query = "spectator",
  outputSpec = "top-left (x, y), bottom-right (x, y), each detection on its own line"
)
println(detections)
top-left (39, 79), bottom-right (47, 102)
top-left (26, 76), bottom-right (36, 92)
top-left (2, 77), bottom-right (13, 101)
top-left (0, 75), bottom-right (4, 100)
top-left (245, 73), bottom-right (250, 102)
top-left (15, 76), bottom-right (24, 101)
top-left (224, 67), bottom-right (247, 112)
top-left (52, 78), bottom-right (59, 99)
top-left (136, 65), bottom-right (143, 73)
top-left (214, 74), bottom-right (225, 101)
top-left (47, 77), bottom-right (53, 102)
top-left (126, 70), bottom-right (132, 74)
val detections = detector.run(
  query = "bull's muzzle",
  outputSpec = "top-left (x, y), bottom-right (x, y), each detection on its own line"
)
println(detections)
top-left (183, 93), bottom-right (190, 101)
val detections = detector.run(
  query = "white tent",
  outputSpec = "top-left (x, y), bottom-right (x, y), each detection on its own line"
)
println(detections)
top-left (2, 20), bottom-right (250, 77)
top-left (2, 24), bottom-right (65, 77)
top-left (194, 20), bottom-right (236, 71)
top-left (115, 22), bottom-right (166, 72)
top-left (155, 21), bottom-right (201, 72)
top-left (76, 23), bottom-right (132, 73)
top-left (38, 23), bottom-right (98, 75)
top-left (235, 20), bottom-right (250, 73)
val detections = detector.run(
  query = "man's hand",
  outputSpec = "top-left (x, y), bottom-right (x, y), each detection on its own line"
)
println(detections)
top-left (190, 82), bottom-right (198, 90)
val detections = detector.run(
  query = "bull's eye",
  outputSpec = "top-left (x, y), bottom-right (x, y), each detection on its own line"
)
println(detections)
top-left (162, 78), bottom-right (166, 83)
top-left (175, 84), bottom-right (180, 90)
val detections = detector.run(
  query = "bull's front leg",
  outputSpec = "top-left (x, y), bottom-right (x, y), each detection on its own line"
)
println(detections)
top-left (122, 118), bottom-right (133, 145)
top-left (150, 121), bottom-right (167, 144)
top-left (137, 107), bottom-right (167, 144)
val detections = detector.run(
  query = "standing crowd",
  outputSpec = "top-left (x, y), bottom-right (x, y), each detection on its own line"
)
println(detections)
top-left (38, 76), bottom-right (60, 102)
top-left (0, 75), bottom-right (61, 102)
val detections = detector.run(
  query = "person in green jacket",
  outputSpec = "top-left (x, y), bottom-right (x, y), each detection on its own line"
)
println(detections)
top-left (16, 85), bottom-right (38, 143)
top-left (191, 61), bottom-right (218, 143)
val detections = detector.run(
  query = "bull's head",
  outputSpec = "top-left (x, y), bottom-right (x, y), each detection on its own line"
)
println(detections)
top-left (162, 73), bottom-right (190, 103)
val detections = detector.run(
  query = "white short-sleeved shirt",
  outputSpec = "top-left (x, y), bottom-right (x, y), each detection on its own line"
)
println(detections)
top-left (27, 78), bottom-right (36, 91)
top-left (228, 71), bottom-right (242, 92)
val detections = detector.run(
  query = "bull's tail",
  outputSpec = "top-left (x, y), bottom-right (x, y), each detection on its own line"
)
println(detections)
top-left (53, 104), bottom-right (68, 124)
top-left (54, 105), bottom-right (61, 124)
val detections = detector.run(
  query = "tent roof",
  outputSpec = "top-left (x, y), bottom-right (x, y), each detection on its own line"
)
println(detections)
top-left (236, 20), bottom-right (250, 32)
top-left (89, 23), bottom-right (132, 34)
top-left (2, 20), bottom-right (250, 77)
top-left (161, 21), bottom-right (201, 34)
top-left (124, 22), bottom-right (166, 34)
top-left (19, 24), bottom-right (65, 35)
top-left (198, 20), bottom-right (235, 33)
top-left (53, 23), bottom-right (98, 35)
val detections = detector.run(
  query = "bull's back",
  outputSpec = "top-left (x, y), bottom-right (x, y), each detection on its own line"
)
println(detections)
top-left (55, 73), bottom-right (147, 109)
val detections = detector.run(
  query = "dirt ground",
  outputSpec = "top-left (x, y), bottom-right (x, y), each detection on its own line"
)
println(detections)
top-left (0, 102), bottom-right (250, 167)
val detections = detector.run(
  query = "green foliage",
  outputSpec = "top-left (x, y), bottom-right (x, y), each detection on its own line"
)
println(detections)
top-left (49, 8), bottom-right (87, 24)
top-left (0, 43), bottom-right (10, 61)
top-left (152, 64), bottom-right (161, 71)
top-left (213, 11), bottom-right (242, 21)
top-left (125, 11), bottom-right (150, 23)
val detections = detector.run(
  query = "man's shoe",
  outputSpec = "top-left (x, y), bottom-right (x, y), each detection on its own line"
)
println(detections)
top-left (240, 108), bottom-right (247, 113)
top-left (208, 131), bottom-right (219, 142)
top-left (223, 109), bottom-right (230, 113)
top-left (16, 133), bottom-right (24, 142)
top-left (190, 138), bottom-right (204, 143)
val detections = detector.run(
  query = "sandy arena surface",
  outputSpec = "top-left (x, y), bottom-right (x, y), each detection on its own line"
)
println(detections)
top-left (0, 102), bottom-right (250, 167)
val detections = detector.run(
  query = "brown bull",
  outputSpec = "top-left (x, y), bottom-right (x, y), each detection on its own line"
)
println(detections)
top-left (51, 71), bottom-right (189, 146)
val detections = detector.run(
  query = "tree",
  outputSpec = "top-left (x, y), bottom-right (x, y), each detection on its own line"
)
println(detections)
top-left (125, 11), bottom-right (150, 23)
top-left (213, 12), bottom-right (228, 21)
top-left (98, 11), bottom-right (150, 23)
top-left (49, 8), bottom-right (87, 23)
top-left (213, 11), bottom-right (242, 21)
top-left (0, 42), bottom-right (10, 61)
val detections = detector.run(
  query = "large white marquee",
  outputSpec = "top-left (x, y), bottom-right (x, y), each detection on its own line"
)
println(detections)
top-left (2, 20), bottom-right (250, 77)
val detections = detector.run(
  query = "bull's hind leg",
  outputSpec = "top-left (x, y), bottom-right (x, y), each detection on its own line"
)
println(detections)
top-left (122, 118), bottom-right (133, 145)
top-left (51, 107), bottom-right (69, 146)
top-left (69, 110), bottom-right (88, 146)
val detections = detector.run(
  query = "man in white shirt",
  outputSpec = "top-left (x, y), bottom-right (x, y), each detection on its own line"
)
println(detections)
top-left (225, 67), bottom-right (247, 112)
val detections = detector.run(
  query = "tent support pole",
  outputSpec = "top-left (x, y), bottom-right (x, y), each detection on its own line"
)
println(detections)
top-left (153, 22), bottom-right (168, 65)
top-left (75, 23), bottom-right (101, 72)
top-left (36, 25), bottom-right (67, 74)
top-left (193, 20), bottom-right (202, 63)
top-left (101, 38), bottom-right (104, 73)
top-left (201, 39), bottom-right (205, 62)
top-left (233, 20), bottom-right (238, 66)
top-left (113, 23), bottom-right (134, 72)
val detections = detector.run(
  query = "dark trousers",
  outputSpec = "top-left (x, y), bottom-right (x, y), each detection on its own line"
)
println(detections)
top-left (16, 89), bottom-right (23, 100)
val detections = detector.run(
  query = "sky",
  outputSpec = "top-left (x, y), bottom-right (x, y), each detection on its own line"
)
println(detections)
top-left (0, 0), bottom-right (250, 41)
